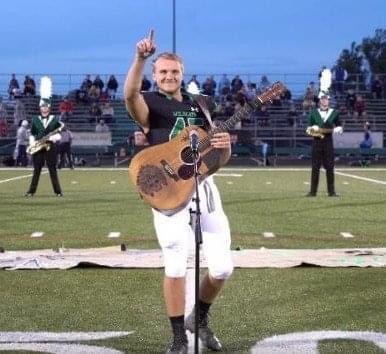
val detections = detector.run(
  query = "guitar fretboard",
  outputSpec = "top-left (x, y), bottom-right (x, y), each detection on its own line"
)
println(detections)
top-left (197, 97), bottom-right (262, 152)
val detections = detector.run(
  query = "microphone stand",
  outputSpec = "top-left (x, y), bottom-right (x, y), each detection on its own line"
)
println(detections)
top-left (189, 145), bottom-right (202, 354)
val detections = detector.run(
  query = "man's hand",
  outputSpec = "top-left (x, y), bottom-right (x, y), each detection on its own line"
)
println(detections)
top-left (333, 126), bottom-right (343, 135)
top-left (210, 132), bottom-right (231, 149)
top-left (136, 29), bottom-right (156, 59)
top-left (311, 125), bottom-right (320, 132)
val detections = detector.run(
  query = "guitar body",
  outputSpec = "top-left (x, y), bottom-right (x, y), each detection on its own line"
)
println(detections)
top-left (129, 125), bottom-right (230, 213)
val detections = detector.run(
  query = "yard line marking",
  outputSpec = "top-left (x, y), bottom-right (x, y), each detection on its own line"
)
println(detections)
top-left (71, 181), bottom-right (78, 184)
top-left (335, 171), bottom-right (386, 185)
top-left (214, 173), bottom-right (243, 177)
top-left (263, 232), bottom-right (275, 238)
top-left (110, 181), bottom-right (116, 184)
top-left (31, 232), bottom-right (44, 238)
top-left (108, 232), bottom-right (121, 238)
top-left (341, 232), bottom-right (354, 238)
top-left (303, 181), bottom-right (310, 185)
top-left (343, 181), bottom-right (349, 185)
top-left (0, 171), bottom-right (48, 184)
top-left (266, 181), bottom-right (272, 184)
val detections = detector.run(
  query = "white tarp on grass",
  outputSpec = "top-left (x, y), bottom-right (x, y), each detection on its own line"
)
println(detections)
top-left (0, 246), bottom-right (385, 270)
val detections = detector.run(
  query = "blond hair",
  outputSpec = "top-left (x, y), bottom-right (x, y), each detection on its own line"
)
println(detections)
top-left (152, 52), bottom-right (184, 73)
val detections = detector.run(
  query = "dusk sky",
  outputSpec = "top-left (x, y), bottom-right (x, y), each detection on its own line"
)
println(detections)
top-left (1, 0), bottom-right (385, 94)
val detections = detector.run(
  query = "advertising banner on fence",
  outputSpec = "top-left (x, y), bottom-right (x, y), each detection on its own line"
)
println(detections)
top-left (72, 132), bottom-right (112, 146)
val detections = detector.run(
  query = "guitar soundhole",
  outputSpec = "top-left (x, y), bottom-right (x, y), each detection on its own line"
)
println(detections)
top-left (137, 165), bottom-right (167, 197)
top-left (180, 147), bottom-right (194, 164)
top-left (178, 147), bottom-right (202, 180)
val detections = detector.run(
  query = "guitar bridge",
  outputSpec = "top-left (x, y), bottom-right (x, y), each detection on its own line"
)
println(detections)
top-left (160, 159), bottom-right (179, 181)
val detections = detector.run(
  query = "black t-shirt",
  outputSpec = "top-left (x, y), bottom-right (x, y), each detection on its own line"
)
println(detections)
top-left (143, 91), bottom-right (213, 146)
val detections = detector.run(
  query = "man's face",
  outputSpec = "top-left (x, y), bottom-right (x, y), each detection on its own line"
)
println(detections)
top-left (40, 105), bottom-right (50, 117)
top-left (319, 96), bottom-right (330, 110)
top-left (152, 58), bottom-right (183, 96)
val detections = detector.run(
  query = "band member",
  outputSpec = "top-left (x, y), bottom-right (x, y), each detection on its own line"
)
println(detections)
top-left (306, 91), bottom-right (343, 197)
top-left (124, 30), bottom-right (233, 353)
top-left (25, 77), bottom-right (63, 197)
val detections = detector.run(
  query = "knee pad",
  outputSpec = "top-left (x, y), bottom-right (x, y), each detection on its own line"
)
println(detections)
top-left (208, 260), bottom-right (234, 280)
top-left (162, 246), bottom-right (188, 278)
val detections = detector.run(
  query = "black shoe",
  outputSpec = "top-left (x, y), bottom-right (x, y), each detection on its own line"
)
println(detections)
top-left (166, 335), bottom-right (188, 354)
top-left (56, 193), bottom-right (63, 197)
top-left (306, 192), bottom-right (316, 197)
top-left (328, 192), bottom-right (339, 197)
top-left (185, 311), bottom-right (222, 351)
top-left (24, 192), bottom-right (34, 197)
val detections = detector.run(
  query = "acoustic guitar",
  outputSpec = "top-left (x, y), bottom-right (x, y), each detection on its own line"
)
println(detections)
top-left (129, 82), bottom-right (286, 213)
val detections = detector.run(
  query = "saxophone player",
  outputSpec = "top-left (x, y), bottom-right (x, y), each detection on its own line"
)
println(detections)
top-left (306, 91), bottom-right (343, 197)
top-left (25, 77), bottom-right (63, 197)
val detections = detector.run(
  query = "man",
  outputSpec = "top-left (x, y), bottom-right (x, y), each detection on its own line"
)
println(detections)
top-left (124, 30), bottom-right (233, 353)
top-left (58, 126), bottom-right (74, 169)
top-left (15, 120), bottom-right (30, 167)
top-left (25, 77), bottom-right (63, 197)
top-left (306, 91), bottom-right (343, 197)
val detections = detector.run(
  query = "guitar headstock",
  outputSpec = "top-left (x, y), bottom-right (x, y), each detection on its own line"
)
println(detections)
top-left (257, 82), bottom-right (287, 105)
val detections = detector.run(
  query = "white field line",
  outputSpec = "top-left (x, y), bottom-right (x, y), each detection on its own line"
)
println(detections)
top-left (0, 171), bottom-right (49, 184)
top-left (335, 171), bottom-right (386, 185)
top-left (0, 173), bottom-right (33, 184)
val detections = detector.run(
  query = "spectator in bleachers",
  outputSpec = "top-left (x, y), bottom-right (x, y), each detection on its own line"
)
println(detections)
top-left (187, 74), bottom-right (200, 89)
top-left (141, 75), bottom-right (152, 91)
top-left (371, 75), bottom-right (383, 99)
top-left (255, 104), bottom-right (270, 127)
top-left (106, 75), bottom-right (119, 99)
top-left (359, 121), bottom-right (373, 149)
top-left (302, 86), bottom-right (316, 115)
top-left (93, 75), bottom-right (104, 91)
top-left (80, 74), bottom-right (92, 92)
top-left (13, 100), bottom-right (26, 128)
top-left (95, 119), bottom-right (110, 133)
top-left (23, 75), bottom-right (36, 96)
top-left (8, 74), bottom-right (20, 99)
top-left (101, 102), bottom-right (114, 124)
top-left (89, 102), bottom-right (102, 123)
top-left (0, 115), bottom-right (9, 137)
top-left (257, 75), bottom-right (271, 93)
top-left (88, 84), bottom-right (101, 102)
top-left (353, 95), bottom-right (367, 122)
top-left (345, 88), bottom-right (357, 115)
top-left (218, 74), bottom-right (231, 97)
top-left (332, 64), bottom-right (348, 96)
top-left (202, 76), bottom-right (216, 97)
top-left (59, 97), bottom-right (74, 122)
top-left (287, 103), bottom-right (299, 127)
top-left (15, 120), bottom-right (30, 167)
top-left (231, 74), bottom-right (243, 94)
top-left (382, 75), bottom-right (386, 99)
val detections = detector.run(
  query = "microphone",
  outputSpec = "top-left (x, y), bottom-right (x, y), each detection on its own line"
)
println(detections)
top-left (189, 129), bottom-right (199, 153)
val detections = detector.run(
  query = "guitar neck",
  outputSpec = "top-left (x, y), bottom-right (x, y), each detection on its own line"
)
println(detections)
top-left (197, 98), bottom-right (262, 152)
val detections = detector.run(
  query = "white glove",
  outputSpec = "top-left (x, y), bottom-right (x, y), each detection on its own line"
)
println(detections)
top-left (311, 125), bottom-right (320, 132)
top-left (48, 133), bottom-right (62, 143)
top-left (333, 126), bottom-right (343, 135)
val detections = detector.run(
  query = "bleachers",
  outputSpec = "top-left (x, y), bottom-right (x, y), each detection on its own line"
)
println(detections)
top-left (1, 92), bottom-right (386, 165)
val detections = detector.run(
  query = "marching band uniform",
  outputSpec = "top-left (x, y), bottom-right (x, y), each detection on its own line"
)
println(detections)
top-left (307, 92), bottom-right (343, 197)
top-left (25, 78), bottom-right (63, 197)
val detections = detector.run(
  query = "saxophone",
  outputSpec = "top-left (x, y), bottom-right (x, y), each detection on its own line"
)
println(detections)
top-left (305, 126), bottom-right (333, 139)
top-left (27, 122), bottom-right (64, 155)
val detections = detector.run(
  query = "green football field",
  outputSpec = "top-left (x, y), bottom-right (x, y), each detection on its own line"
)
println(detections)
top-left (0, 167), bottom-right (386, 353)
